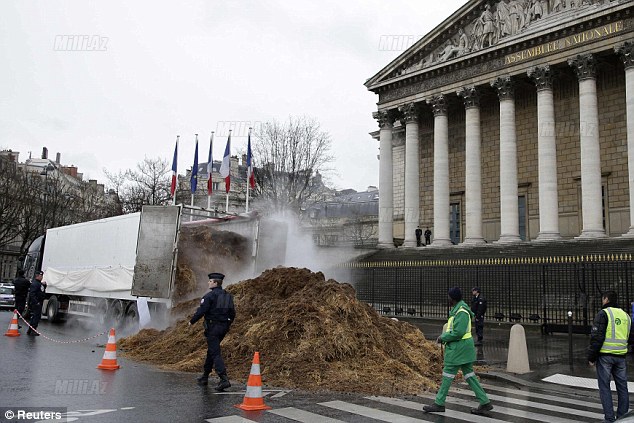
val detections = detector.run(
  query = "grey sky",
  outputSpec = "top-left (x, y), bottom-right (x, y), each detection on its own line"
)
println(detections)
top-left (1, 0), bottom-right (464, 191)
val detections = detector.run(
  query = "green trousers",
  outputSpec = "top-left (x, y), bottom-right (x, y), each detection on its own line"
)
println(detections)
top-left (434, 362), bottom-right (490, 406)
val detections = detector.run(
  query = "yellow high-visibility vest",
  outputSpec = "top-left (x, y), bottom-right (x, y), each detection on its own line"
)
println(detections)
top-left (446, 307), bottom-right (472, 340)
top-left (599, 307), bottom-right (631, 355)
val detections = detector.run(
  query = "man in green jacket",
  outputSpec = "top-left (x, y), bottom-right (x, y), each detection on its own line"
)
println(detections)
top-left (423, 287), bottom-right (493, 415)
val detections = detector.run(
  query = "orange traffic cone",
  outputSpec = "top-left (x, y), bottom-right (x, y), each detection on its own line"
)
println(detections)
top-left (235, 351), bottom-right (271, 411)
top-left (4, 310), bottom-right (20, 337)
top-left (97, 328), bottom-right (120, 370)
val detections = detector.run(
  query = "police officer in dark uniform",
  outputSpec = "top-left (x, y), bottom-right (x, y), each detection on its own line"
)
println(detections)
top-left (189, 272), bottom-right (235, 390)
top-left (471, 287), bottom-right (487, 346)
top-left (27, 271), bottom-right (46, 336)
top-left (12, 270), bottom-right (31, 322)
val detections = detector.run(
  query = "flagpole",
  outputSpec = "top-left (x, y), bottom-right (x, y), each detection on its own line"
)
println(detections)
top-left (190, 134), bottom-right (199, 222)
top-left (207, 131), bottom-right (214, 216)
top-left (246, 127), bottom-right (251, 213)
top-left (172, 135), bottom-right (179, 205)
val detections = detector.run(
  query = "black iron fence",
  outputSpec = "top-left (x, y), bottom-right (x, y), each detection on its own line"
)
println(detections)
top-left (341, 254), bottom-right (634, 333)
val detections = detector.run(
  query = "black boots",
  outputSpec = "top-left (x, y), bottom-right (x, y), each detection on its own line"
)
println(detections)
top-left (471, 402), bottom-right (493, 415)
top-left (196, 374), bottom-right (209, 386)
top-left (215, 373), bottom-right (231, 392)
top-left (423, 403), bottom-right (445, 413)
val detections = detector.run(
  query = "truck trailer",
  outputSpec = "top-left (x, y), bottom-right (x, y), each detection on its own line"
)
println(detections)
top-left (23, 205), bottom-right (286, 327)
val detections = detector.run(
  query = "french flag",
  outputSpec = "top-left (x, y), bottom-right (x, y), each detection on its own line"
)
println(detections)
top-left (219, 131), bottom-right (231, 193)
top-left (246, 130), bottom-right (255, 189)
top-left (207, 132), bottom-right (214, 196)
top-left (170, 136), bottom-right (179, 198)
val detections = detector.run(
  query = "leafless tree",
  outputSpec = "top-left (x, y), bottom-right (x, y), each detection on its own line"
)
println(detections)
top-left (106, 157), bottom-right (172, 213)
top-left (252, 116), bottom-right (333, 214)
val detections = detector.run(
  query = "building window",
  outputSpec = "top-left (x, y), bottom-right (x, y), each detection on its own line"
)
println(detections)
top-left (449, 203), bottom-right (460, 245)
top-left (518, 195), bottom-right (527, 241)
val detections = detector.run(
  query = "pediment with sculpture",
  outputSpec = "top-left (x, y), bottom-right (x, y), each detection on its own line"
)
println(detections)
top-left (390, 0), bottom-right (616, 79)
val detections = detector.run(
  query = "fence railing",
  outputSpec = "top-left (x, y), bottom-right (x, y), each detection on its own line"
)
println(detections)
top-left (337, 255), bottom-right (634, 333)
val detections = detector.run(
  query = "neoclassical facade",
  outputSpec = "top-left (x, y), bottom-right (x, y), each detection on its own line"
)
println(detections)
top-left (366, 0), bottom-right (634, 247)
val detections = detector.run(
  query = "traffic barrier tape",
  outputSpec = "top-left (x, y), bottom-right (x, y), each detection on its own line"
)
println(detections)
top-left (13, 309), bottom-right (107, 343)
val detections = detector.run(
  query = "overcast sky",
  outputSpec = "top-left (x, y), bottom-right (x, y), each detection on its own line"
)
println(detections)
top-left (1, 0), bottom-right (465, 192)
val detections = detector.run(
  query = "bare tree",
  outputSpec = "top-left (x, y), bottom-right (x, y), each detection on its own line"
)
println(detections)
top-left (252, 116), bottom-right (333, 214)
top-left (106, 157), bottom-right (172, 213)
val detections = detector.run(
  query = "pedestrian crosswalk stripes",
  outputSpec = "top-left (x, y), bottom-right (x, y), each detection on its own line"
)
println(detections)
top-left (319, 401), bottom-right (431, 422)
top-left (452, 387), bottom-right (605, 419)
top-left (205, 378), bottom-right (609, 422)
top-left (542, 373), bottom-right (634, 391)
top-left (269, 407), bottom-right (345, 422)
top-left (480, 383), bottom-right (605, 410)
top-left (365, 397), bottom-right (505, 422)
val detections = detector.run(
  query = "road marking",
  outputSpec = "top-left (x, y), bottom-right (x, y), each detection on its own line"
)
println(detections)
top-left (387, 393), bottom-right (585, 423)
top-left (480, 383), bottom-right (604, 410)
top-left (320, 400), bottom-right (505, 422)
top-left (205, 416), bottom-right (258, 422)
top-left (120, 407), bottom-right (135, 410)
top-left (271, 390), bottom-right (290, 398)
top-left (366, 395), bottom-right (504, 423)
top-left (542, 373), bottom-right (634, 391)
top-left (452, 387), bottom-right (604, 420)
top-left (269, 407), bottom-right (345, 422)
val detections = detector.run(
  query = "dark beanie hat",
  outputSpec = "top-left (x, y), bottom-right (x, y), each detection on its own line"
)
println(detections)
top-left (448, 287), bottom-right (462, 301)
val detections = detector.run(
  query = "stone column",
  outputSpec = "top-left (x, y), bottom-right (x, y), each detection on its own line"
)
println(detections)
top-left (528, 65), bottom-right (562, 240)
top-left (373, 110), bottom-right (395, 247)
top-left (457, 86), bottom-right (484, 244)
top-left (398, 103), bottom-right (420, 248)
top-left (491, 77), bottom-right (521, 243)
top-left (616, 42), bottom-right (634, 237)
top-left (568, 54), bottom-right (606, 238)
top-left (427, 95), bottom-right (452, 246)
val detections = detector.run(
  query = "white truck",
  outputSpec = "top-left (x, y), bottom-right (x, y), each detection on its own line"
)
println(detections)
top-left (22, 205), bottom-right (286, 326)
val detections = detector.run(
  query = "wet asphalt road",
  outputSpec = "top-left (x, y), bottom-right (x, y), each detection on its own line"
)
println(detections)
top-left (1, 310), bottom-right (631, 423)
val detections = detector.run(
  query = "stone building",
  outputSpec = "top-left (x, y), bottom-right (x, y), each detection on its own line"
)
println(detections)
top-left (367, 0), bottom-right (634, 247)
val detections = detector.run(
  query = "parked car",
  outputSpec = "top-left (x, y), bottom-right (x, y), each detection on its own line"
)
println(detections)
top-left (0, 285), bottom-right (15, 310)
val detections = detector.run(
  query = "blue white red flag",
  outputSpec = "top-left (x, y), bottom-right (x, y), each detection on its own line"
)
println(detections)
top-left (219, 132), bottom-right (231, 193)
top-left (207, 132), bottom-right (214, 196)
top-left (170, 137), bottom-right (178, 198)
top-left (190, 136), bottom-right (199, 194)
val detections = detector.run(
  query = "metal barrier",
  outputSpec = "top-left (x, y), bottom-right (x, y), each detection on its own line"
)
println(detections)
top-left (342, 256), bottom-right (634, 333)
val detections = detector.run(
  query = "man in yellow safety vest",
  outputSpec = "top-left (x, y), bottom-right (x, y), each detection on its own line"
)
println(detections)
top-left (588, 290), bottom-right (634, 422)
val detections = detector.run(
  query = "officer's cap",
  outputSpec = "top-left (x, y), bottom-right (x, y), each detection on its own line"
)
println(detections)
top-left (208, 272), bottom-right (225, 281)
top-left (472, 286), bottom-right (481, 293)
top-left (35, 271), bottom-right (44, 276)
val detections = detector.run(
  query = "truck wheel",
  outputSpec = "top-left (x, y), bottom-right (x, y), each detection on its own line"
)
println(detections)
top-left (110, 300), bottom-right (125, 327)
top-left (47, 296), bottom-right (59, 322)
top-left (125, 303), bottom-right (139, 323)
top-left (96, 300), bottom-right (109, 326)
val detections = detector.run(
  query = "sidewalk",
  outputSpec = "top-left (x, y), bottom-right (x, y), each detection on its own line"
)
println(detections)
top-left (404, 317), bottom-right (605, 384)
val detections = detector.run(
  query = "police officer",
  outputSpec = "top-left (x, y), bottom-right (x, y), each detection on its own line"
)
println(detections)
top-left (189, 272), bottom-right (235, 391)
top-left (12, 270), bottom-right (31, 323)
top-left (27, 271), bottom-right (46, 336)
top-left (471, 287), bottom-right (487, 346)
top-left (588, 290), bottom-right (634, 422)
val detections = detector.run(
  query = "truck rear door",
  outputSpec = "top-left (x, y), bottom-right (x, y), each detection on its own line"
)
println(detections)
top-left (131, 205), bottom-right (182, 298)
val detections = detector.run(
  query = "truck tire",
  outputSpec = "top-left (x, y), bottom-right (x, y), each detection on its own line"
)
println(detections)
top-left (110, 300), bottom-right (125, 327)
top-left (125, 303), bottom-right (139, 323)
top-left (96, 300), bottom-right (109, 326)
top-left (47, 296), bottom-right (59, 322)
